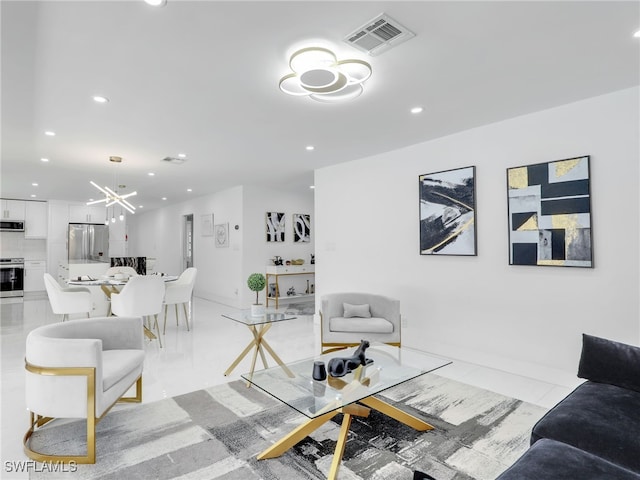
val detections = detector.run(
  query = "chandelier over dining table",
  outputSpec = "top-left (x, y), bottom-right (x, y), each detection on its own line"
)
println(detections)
top-left (87, 156), bottom-right (137, 216)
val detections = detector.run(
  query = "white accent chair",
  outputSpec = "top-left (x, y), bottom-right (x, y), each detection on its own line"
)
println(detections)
top-left (163, 267), bottom-right (197, 333)
top-left (43, 273), bottom-right (92, 321)
top-left (105, 266), bottom-right (139, 277)
top-left (24, 316), bottom-right (144, 464)
top-left (111, 275), bottom-right (166, 347)
top-left (320, 292), bottom-right (401, 353)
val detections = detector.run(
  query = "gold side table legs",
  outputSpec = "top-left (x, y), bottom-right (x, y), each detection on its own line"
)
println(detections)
top-left (224, 323), bottom-right (294, 386)
top-left (257, 396), bottom-right (434, 480)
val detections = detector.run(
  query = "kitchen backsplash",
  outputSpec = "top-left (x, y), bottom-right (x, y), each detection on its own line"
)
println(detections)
top-left (0, 232), bottom-right (46, 259)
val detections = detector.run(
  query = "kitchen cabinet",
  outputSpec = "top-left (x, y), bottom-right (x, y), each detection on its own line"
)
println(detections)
top-left (25, 201), bottom-right (48, 238)
top-left (265, 265), bottom-right (315, 308)
top-left (1, 199), bottom-right (25, 220)
top-left (24, 260), bottom-right (46, 292)
top-left (69, 204), bottom-right (106, 223)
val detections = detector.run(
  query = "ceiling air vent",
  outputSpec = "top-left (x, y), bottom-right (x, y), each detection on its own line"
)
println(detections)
top-left (162, 156), bottom-right (185, 165)
top-left (344, 13), bottom-right (415, 56)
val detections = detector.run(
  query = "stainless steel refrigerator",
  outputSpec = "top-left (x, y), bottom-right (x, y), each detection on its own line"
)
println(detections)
top-left (68, 223), bottom-right (109, 262)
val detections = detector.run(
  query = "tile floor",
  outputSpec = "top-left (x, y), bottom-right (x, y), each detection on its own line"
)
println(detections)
top-left (0, 293), bottom-right (578, 479)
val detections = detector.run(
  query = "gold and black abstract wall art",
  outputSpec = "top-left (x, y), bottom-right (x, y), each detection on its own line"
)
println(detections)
top-left (507, 155), bottom-right (593, 267)
top-left (419, 166), bottom-right (477, 256)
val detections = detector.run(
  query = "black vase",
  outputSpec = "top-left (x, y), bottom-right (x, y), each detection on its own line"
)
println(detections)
top-left (312, 361), bottom-right (327, 381)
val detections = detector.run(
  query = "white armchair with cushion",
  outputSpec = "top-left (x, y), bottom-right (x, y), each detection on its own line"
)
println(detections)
top-left (24, 316), bottom-right (144, 464)
top-left (163, 267), bottom-right (197, 333)
top-left (43, 273), bottom-right (92, 321)
top-left (320, 292), bottom-right (401, 353)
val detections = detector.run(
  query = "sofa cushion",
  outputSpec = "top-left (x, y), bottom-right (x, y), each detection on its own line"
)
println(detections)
top-left (102, 350), bottom-right (145, 391)
top-left (329, 316), bottom-right (393, 334)
top-left (496, 438), bottom-right (640, 480)
top-left (578, 333), bottom-right (640, 393)
top-left (531, 381), bottom-right (640, 473)
top-left (343, 303), bottom-right (371, 318)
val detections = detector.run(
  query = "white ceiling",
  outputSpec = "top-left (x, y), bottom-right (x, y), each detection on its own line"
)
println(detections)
top-left (2, 1), bottom-right (638, 212)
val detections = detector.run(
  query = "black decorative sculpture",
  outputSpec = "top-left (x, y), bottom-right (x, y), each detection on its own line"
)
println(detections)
top-left (327, 340), bottom-right (373, 378)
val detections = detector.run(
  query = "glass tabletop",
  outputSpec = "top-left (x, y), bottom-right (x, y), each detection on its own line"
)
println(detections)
top-left (222, 308), bottom-right (298, 326)
top-left (242, 343), bottom-right (452, 418)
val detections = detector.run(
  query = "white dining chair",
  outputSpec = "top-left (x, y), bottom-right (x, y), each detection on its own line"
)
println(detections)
top-left (43, 273), bottom-right (92, 322)
top-left (163, 267), bottom-right (197, 333)
top-left (110, 275), bottom-right (166, 347)
top-left (105, 266), bottom-right (139, 277)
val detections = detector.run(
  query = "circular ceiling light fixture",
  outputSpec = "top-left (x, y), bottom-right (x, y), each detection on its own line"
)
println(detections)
top-left (279, 47), bottom-right (372, 103)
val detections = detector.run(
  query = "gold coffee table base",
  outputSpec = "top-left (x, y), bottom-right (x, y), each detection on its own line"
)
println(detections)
top-left (257, 395), bottom-right (434, 480)
top-left (224, 323), bottom-right (294, 386)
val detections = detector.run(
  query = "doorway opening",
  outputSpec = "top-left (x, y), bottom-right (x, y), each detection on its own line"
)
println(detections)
top-left (183, 214), bottom-right (193, 270)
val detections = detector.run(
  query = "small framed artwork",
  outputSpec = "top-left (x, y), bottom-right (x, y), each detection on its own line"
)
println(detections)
top-left (507, 155), bottom-right (592, 267)
top-left (201, 213), bottom-right (214, 237)
top-left (214, 223), bottom-right (229, 248)
top-left (293, 213), bottom-right (311, 243)
top-left (266, 212), bottom-right (285, 242)
top-left (419, 166), bottom-right (477, 255)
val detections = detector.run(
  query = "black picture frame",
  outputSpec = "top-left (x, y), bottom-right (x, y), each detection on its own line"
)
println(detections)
top-left (419, 166), bottom-right (477, 256)
top-left (506, 155), bottom-right (593, 267)
top-left (266, 212), bottom-right (285, 242)
top-left (292, 213), bottom-right (311, 243)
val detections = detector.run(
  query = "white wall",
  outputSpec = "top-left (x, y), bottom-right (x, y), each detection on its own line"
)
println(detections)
top-left (127, 184), bottom-right (314, 308)
top-left (315, 87), bottom-right (640, 386)
top-left (242, 186), bottom-right (315, 305)
top-left (128, 186), bottom-right (244, 306)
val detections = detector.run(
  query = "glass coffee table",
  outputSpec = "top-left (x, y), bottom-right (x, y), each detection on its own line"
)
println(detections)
top-left (222, 309), bottom-right (300, 386)
top-left (242, 343), bottom-right (452, 480)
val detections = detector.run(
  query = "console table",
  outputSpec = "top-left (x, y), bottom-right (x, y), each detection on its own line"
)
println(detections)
top-left (265, 265), bottom-right (314, 308)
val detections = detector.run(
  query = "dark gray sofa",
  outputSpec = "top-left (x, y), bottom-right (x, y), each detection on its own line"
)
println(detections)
top-left (496, 334), bottom-right (640, 479)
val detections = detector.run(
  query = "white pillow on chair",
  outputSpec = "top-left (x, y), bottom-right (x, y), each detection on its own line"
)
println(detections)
top-left (343, 303), bottom-right (371, 318)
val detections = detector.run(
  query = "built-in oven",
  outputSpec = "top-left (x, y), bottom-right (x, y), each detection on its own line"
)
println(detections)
top-left (0, 258), bottom-right (24, 298)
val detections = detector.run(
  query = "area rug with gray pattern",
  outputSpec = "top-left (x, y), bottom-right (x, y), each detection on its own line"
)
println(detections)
top-left (28, 373), bottom-right (546, 480)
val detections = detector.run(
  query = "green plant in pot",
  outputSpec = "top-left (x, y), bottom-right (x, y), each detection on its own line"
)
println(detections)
top-left (247, 273), bottom-right (266, 316)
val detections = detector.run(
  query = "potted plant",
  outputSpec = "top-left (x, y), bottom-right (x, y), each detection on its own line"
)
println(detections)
top-left (247, 273), bottom-right (266, 316)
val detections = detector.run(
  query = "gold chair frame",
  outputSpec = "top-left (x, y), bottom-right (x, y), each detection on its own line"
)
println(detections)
top-left (23, 361), bottom-right (142, 464)
top-left (319, 311), bottom-right (401, 353)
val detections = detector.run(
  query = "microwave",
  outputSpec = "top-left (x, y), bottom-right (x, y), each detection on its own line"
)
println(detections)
top-left (0, 220), bottom-right (25, 232)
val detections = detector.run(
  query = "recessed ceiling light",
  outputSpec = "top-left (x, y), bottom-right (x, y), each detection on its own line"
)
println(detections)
top-left (178, 153), bottom-right (187, 158)
top-left (306, 146), bottom-right (315, 151)
top-left (138, 205), bottom-right (144, 209)
top-left (634, 29), bottom-right (640, 38)
top-left (187, 188), bottom-right (192, 192)
top-left (44, 131), bottom-right (55, 136)
top-left (309, 185), bottom-right (315, 189)
top-left (30, 194), bottom-right (36, 198)
top-left (144, 0), bottom-right (166, 6)
top-left (162, 197), bottom-right (167, 200)
top-left (32, 183), bottom-right (38, 186)
top-left (93, 95), bottom-right (109, 103)
top-left (40, 158), bottom-right (49, 162)
top-left (410, 106), bottom-right (424, 114)
top-left (148, 172), bottom-right (155, 176)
